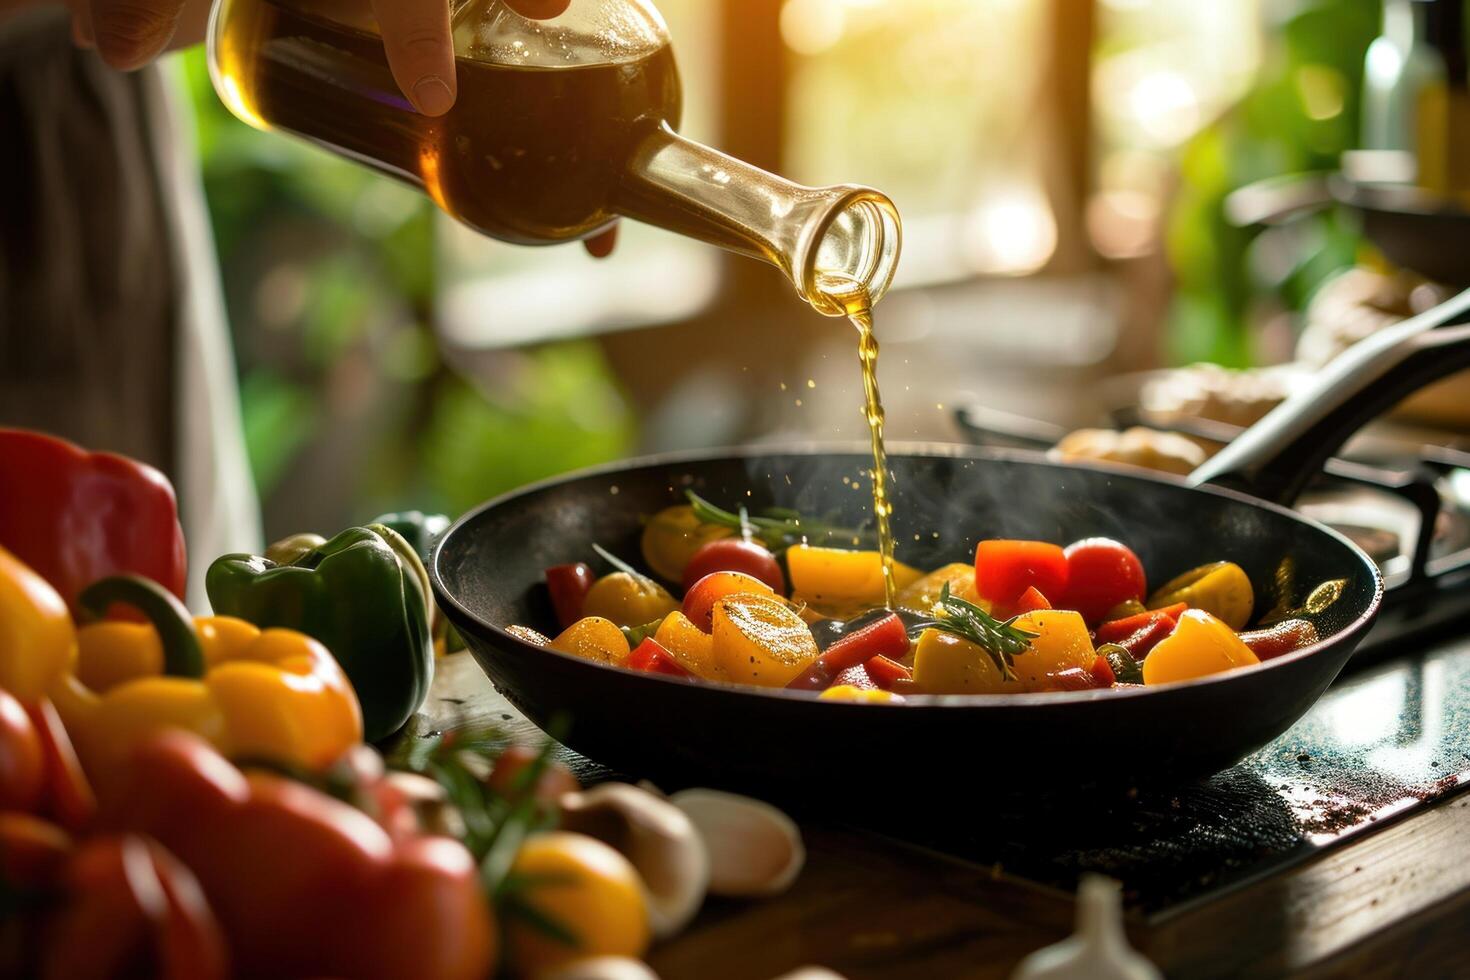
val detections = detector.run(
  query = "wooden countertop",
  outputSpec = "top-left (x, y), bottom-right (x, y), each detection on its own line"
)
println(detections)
top-left (423, 653), bottom-right (1470, 979)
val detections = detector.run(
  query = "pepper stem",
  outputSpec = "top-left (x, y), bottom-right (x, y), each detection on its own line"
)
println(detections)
top-left (78, 575), bottom-right (205, 679)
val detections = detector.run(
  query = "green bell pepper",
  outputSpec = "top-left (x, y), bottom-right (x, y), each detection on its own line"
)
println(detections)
top-left (372, 511), bottom-right (464, 653)
top-left (205, 524), bottom-right (433, 741)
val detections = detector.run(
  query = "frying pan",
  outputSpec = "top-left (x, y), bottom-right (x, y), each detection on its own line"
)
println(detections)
top-left (432, 288), bottom-right (1470, 796)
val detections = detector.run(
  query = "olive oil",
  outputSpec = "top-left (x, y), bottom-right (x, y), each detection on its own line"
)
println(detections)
top-left (210, 0), bottom-right (682, 243)
top-left (817, 273), bottom-right (896, 610)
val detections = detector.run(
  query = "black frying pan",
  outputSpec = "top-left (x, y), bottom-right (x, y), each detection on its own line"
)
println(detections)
top-left (432, 289), bottom-right (1470, 796)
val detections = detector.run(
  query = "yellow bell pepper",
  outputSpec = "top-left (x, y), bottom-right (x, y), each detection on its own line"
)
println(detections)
top-left (0, 546), bottom-right (77, 702)
top-left (818, 685), bottom-right (904, 703)
top-left (1147, 562), bottom-right (1254, 631)
top-left (912, 628), bottom-right (1010, 694)
top-left (1008, 610), bottom-right (1096, 689)
top-left (894, 562), bottom-right (983, 615)
top-left (1142, 609), bottom-right (1259, 685)
top-left (653, 611), bottom-right (720, 679)
top-left (54, 575), bottom-right (361, 776)
top-left (786, 545), bottom-right (923, 608)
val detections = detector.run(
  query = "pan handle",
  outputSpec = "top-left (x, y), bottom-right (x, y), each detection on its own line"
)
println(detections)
top-left (1188, 287), bottom-right (1470, 504)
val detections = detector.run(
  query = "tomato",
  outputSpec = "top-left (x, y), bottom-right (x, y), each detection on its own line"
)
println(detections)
top-left (973, 541), bottom-right (1068, 611)
top-left (503, 832), bottom-right (650, 975)
top-left (682, 570), bottom-right (775, 632)
top-left (545, 563), bottom-right (595, 629)
top-left (0, 688), bottom-right (44, 812)
top-left (580, 573), bottom-right (679, 629)
top-left (1060, 538), bottom-right (1146, 623)
top-left (681, 539), bottom-right (785, 594)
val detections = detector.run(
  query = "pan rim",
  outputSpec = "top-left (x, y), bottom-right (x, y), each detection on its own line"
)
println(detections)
top-left (431, 442), bottom-right (1385, 707)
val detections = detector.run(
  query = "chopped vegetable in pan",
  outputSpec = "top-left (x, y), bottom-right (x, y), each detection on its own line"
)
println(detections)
top-left (512, 492), bottom-right (1328, 698)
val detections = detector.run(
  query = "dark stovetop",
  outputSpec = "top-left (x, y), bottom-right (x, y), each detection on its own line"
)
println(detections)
top-left (881, 616), bottom-right (1470, 917)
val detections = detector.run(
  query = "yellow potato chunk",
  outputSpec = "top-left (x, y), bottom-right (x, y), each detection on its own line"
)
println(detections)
top-left (711, 593), bottom-right (819, 687)
top-left (581, 572), bottom-right (679, 629)
top-left (911, 628), bottom-right (1012, 694)
top-left (1009, 610), bottom-right (1095, 690)
top-left (1143, 609), bottom-right (1259, 685)
top-left (653, 611), bottom-right (721, 680)
top-left (550, 617), bottom-right (631, 667)
top-left (786, 545), bottom-right (923, 606)
top-left (895, 562), bottom-right (984, 615)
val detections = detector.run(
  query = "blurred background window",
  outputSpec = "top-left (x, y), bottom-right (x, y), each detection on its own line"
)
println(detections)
top-left (178, 0), bottom-right (1388, 541)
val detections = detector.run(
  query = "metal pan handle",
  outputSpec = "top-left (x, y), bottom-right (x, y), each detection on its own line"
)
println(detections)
top-left (1189, 287), bottom-right (1470, 504)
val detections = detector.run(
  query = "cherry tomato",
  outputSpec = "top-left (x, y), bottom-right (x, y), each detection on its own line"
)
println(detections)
top-left (681, 539), bottom-right (785, 594)
top-left (682, 570), bottom-right (775, 632)
top-left (1061, 538), bottom-right (1146, 623)
top-left (973, 540), bottom-right (1068, 611)
top-left (545, 563), bottom-right (595, 629)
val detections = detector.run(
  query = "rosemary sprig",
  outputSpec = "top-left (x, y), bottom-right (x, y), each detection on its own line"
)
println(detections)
top-left (685, 490), bottom-right (870, 551)
top-left (908, 583), bottom-right (1038, 682)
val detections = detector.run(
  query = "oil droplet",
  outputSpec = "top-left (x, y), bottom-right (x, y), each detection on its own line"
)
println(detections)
top-left (795, 399), bottom-right (803, 407)
top-left (610, 485), bottom-right (620, 495)
top-left (779, 382), bottom-right (788, 391)
top-left (806, 379), bottom-right (817, 389)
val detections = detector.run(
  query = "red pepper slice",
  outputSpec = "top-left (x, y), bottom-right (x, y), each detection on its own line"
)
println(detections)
top-left (974, 541), bottom-right (1068, 610)
top-left (544, 563), bottom-right (595, 630)
top-left (831, 665), bottom-right (880, 690)
top-left (1009, 586), bottom-right (1052, 616)
top-left (786, 613), bottom-right (910, 691)
top-left (862, 655), bottom-right (913, 690)
top-left (1094, 603), bottom-right (1187, 645)
top-left (1048, 667), bottom-right (1096, 691)
top-left (1239, 618), bottom-right (1319, 660)
top-left (627, 638), bottom-right (691, 677)
top-left (1114, 615), bottom-right (1178, 660)
top-left (1089, 653), bottom-right (1116, 688)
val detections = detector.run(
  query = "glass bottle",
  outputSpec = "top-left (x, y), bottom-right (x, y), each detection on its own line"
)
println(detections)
top-left (207, 0), bottom-right (900, 314)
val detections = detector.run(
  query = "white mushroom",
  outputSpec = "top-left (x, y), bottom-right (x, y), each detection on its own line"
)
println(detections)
top-left (668, 789), bottom-right (805, 897)
top-left (540, 956), bottom-right (661, 980)
top-left (559, 783), bottom-right (710, 938)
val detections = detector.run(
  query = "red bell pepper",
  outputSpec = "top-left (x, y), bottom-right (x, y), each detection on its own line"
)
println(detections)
top-left (102, 731), bottom-right (496, 980)
top-left (1010, 586), bottom-right (1052, 615)
top-left (0, 429), bottom-right (186, 615)
top-left (1239, 618), bottom-right (1319, 660)
top-left (786, 613), bottom-right (910, 691)
top-left (974, 540), bottom-right (1069, 611)
top-left (1047, 668), bottom-right (1096, 692)
top-left (831, 664), bottom-right (880, 690)
top-left (627, 638), bottom-right (692, 677)
top-left (1095, 603), bottom-right (1187, 645)
top-left (40, 835), bottom-right (229, 980)
top-left (1089, 653), bottom-right (1116, 688)
top-left (545, 562), bottom-right (595, 629)
top-left (862, 655), bottom-right (913, 690)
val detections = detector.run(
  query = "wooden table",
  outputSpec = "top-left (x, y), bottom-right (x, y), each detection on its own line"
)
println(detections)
top-left (424, 654), bottom-right (1470, 979)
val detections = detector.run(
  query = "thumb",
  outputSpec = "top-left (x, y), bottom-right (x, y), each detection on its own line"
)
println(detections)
top-left (90, 0), bottom-right (185, 70)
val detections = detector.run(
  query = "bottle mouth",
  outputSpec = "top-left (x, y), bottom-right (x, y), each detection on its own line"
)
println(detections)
top-left (798, 188), bottom-right (903, 317)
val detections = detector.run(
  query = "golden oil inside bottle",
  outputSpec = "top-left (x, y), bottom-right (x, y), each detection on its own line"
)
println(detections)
top-left (210, 0), bottom-right (682, 243)
top-left (815, 272), bottom-right (896, 610)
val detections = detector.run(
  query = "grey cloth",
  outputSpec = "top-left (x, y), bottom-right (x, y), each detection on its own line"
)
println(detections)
top-left (0, 9), bottom-right (175, 473)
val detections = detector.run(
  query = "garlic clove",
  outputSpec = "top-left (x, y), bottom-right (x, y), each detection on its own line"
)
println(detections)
top-left (668, 789), bottom-right (805, 897)
top-left (1010, 875), bottom-right (1161, 980)
top-left (540, 956), bottom-right (661, 980)
top-left (560, 783), bottom-right (710, 939)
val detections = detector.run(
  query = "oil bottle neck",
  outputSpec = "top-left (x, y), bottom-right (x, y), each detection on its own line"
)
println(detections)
top-left (616, 123), bottom-right (901, 315)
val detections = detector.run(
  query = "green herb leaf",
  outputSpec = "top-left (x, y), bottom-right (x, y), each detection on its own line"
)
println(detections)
top-left (907, 583), bottom-right (1039, 682)
top-left (685, 490), bottom-right (870, 551)
top-left (591, 543), bottom-right (656, 586)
